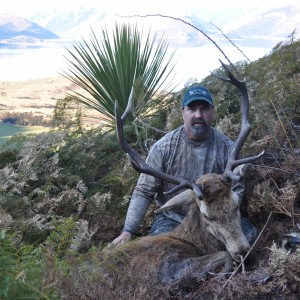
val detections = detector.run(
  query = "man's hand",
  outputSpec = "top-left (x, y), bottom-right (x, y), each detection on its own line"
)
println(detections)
top-left (111, 231), bottom-right (132, 247)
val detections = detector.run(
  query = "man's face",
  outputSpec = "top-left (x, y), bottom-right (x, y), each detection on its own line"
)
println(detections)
top-left (182, 100), bottom-right (214, 141)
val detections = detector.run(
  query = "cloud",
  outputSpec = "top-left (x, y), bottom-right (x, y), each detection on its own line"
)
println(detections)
top-left (3, 0), bottom-right (299, 18)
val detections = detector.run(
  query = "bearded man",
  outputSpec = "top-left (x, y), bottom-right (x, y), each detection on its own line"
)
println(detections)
top-left (112, 85), bottom-right (257, 246)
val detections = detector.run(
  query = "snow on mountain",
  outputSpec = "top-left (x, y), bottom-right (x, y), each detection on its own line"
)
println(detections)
top-left (26, 3), bottom-right (299, 48)
top-left (0, 14), bottom-right (59, 41)
top-left (28, 7), bottom-right (106, 37)
top-left (1, 2), bottom-right (299, 49)
top-left (223, 4), bottom-right (300, 40)
top-left (26, 8), bottom-right (221, 47)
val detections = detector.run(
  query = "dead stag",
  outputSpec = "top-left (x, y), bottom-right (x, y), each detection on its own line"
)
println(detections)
top-left (109, 61), bottom-right (264, 289)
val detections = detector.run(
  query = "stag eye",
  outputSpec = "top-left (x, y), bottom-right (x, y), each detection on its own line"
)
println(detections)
top-left (200, 184), bottom-right (207, 192)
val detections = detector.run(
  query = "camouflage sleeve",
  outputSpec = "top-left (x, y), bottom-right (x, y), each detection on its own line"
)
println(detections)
top-left (123, 144), bottom-right (164, 234)
top-left (122, 192), bottom-right (150, 234)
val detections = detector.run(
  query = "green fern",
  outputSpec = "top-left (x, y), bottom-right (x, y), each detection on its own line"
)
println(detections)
top-left (0, 230), bottom-right (54, 299)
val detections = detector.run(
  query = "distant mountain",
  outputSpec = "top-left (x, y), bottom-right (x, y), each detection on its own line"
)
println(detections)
top-left (2, 3), bottom-right (300, 49)
top-left (27, 9), bottom-right (220, 47)
top-left (26, 3), bottom-right (299, 48)
top-left (0, 14), bottom-right (59, 41)
top-left (223, 4), bottom-right (300, 41)
top-left (28, 7), bottom-right (105, 37)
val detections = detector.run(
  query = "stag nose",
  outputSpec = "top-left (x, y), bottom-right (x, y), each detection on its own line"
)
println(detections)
top-left (226, 235), bottom-right (250, 260)
top-left (230, 241), bottom-right (250, 262)
top-left (235, 245), bottom-right (250, 257)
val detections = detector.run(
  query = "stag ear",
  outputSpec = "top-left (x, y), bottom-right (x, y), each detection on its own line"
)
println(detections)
top-left (232, 191), bottom-right (243, 205)
top-left (233, 164), bottom-right (248, 178)
top-left (155, 190), bottom-right (196, 213)
top-left (231, 164), bottom-right (247, 205)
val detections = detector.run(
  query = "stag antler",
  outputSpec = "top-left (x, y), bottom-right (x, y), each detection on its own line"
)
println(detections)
top-left (217, 60), bottom-right (264, 181)
top-left (115, 62), bottom-right (264, 198)
top-left (115, 88), bottom-right (203, 199)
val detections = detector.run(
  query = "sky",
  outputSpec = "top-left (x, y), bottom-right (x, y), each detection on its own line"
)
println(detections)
top-left (2, 0), bottom-right (299, 18)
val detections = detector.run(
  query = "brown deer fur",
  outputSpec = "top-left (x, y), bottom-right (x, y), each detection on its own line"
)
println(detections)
top-left (104, 173), bottom-right (249, 289)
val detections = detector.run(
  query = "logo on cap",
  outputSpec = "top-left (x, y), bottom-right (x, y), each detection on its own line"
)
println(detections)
top-left (189, 89), bottom-right (208, 96)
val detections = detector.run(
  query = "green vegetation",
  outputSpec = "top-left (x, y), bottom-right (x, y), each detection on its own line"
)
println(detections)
top-left (1, 112), bottom-right (54, 127)
top-left (53, 96), bottom-right (84, 134)
top-left (0, 218), bottom-right (77, 299)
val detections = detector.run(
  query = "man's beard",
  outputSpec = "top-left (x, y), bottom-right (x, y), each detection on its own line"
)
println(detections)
top-left (188, 119), bottom-right (210, 141)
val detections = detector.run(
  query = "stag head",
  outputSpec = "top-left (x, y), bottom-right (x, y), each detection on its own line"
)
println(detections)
top-left (196, 173), bottom-right (249, 261)
top-left (155, 172), bottom-right (250, 261)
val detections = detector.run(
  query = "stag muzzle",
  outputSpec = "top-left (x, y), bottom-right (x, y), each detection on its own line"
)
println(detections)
top-left (226, 237), bottom-right (250, 262)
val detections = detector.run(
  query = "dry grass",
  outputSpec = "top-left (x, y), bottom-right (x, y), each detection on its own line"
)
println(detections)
top-left (0, 77), bottom-right (72, 116)
top-left (0, 76), bottom-right (102, 128)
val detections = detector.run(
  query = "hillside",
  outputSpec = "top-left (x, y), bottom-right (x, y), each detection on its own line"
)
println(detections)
top-left (0, 39), bottom-right (299, 299)
top-left (0, 77), bottom-right (70, 115)
top-left (0, 76), bottom-right (101, 128)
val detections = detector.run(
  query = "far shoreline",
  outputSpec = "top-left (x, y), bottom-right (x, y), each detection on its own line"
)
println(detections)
top-left (0, 122), bottom-right (51, 145)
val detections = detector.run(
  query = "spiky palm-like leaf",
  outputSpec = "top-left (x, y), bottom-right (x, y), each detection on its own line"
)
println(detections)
top-left (63, 23), bottom-right (176, 128)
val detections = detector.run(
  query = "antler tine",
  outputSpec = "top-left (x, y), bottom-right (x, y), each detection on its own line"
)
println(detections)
top-left (114, 89), bottom-right (203, 199)
top-left (217, 60), bottom-right (264, 181)
top-left (121, 87), bottom-right (134, 124)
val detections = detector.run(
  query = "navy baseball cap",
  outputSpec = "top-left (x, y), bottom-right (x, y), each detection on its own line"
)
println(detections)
top-left (182, 86), bottom-right (214, 108)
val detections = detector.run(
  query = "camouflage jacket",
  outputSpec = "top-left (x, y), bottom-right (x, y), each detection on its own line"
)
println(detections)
top-left (123, 125), bottom-right (243, 234)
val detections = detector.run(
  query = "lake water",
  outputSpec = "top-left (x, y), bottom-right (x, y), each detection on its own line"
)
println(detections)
top-left (0, 44), bottom-right (67, 81)
top-left (0, 41), bottom-right (273, 90)
top-left (0, 122), bottom-right (49, 146)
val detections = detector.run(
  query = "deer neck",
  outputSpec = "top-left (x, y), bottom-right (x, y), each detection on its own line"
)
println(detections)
top-left (169, 203), bottom-right (224, 254)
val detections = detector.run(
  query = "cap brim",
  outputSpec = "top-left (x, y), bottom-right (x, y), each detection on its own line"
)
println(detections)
top-left (183, 96), bottom-right (213, 107)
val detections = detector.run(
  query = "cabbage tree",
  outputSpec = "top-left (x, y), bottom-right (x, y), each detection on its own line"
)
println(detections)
top-left (63, 23), bottom-right (176, 128)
